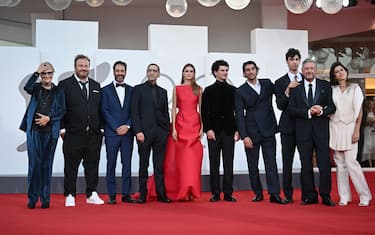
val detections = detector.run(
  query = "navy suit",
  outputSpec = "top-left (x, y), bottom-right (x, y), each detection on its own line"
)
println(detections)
top-left (101, 82), bottom-right (134, 197)
top-left (274, 73), bottom-right (299, 199)
top-left (20, 72), bottom-right (65, 205)
top-left (287, 78), bottom-right (336, 200)
top-left (131, 81), bottom-right (170, 199)
top-left (235, 79), bottom-right (280, 196)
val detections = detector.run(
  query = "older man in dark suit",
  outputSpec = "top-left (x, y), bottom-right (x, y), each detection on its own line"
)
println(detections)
top-left (131, 63), bottom-right (170, 204)
top-left (287, 58), bottom-right (336, 206)
top-left (59, 54), bottom-right (104, 207)
top-left (274, 48), bottom-right (302, 203)
top-left (101, 61), bottom-right (134, 205)
top-left (235, 61), bottom-right (286, 204)
top-left (201, 59), bottom-right (239, 203)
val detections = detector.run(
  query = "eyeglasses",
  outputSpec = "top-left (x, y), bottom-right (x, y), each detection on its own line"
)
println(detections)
top-left (41, 72), bottom-right (54, 76)
top-left (147, 69), bottom-right (159, 73)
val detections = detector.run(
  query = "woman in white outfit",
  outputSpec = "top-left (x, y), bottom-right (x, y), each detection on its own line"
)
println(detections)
top-left (362, 99), bottom-right (375, 166)
top-left (329, 62), bottom-right (372, 206)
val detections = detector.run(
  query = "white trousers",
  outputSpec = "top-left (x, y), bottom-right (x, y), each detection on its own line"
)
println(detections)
top-left (334, 143), bottom-right (372, 203)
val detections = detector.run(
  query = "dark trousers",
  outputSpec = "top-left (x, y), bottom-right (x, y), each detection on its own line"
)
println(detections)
top-left (245, 136), bottom-right (280, 195)
top-left (105, 134), bottom-right (134, 197)
top-left (27, 130), bottom-right (57, 204)
top-left (297, 136), bottom-right (332, 200)
top-left (137, 128), bottom-right (168, 199)
top-left (280, 133), bottom-right (297, 198)
top-left (207, 130), bottom-right (234, 197)
top-left (63, 133), bottom-right (102, 197)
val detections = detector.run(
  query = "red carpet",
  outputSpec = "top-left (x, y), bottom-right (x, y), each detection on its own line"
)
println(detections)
top-left (1, 172), bottom-right (375, 235)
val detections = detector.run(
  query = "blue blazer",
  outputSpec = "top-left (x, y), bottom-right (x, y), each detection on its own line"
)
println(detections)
top-left (20, 73), bottom-right (66, 139)
top-left (235, 79), bottom-right (278, 144)
top-left (101, 82), bottom-right (133, 137)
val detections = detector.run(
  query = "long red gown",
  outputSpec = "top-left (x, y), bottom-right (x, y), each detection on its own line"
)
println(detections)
top-left (147, 85), bottom-right (203, 201)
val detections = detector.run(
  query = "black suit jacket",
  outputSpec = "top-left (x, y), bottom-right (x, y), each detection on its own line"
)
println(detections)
top-left (59, 75), bottom-right (102, 135)
top-left (235, 79), bottom-right (277, 144)
top-left (275, 73), bottom-right (299, 135)
top-left (201, 80), bottom-right (236, 136)
top-left (131, 81), bottom-right (170, 135)
top-left (287, 78), bottom-right (336, 142)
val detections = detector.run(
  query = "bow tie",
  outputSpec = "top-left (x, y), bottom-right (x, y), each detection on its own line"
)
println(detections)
top-left (116, 83), bottom-right (125, 87)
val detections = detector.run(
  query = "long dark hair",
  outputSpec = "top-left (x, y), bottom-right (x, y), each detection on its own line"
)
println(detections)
top-left (181, 63), bottom-right (200, 96)
top-left (329, 61), bottom-right (349, 85)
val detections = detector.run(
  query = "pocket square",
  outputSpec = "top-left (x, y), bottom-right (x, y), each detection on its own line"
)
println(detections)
top-left (92, 90), bottom-right (100, 93)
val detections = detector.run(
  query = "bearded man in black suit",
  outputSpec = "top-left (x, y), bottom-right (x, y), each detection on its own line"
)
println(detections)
top-left (59, 54), bottom-right (104, 207)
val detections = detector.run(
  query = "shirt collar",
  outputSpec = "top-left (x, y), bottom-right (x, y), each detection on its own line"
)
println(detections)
top-left (288, 72), bottom-right (302, 82)
top-left (74, 74), bottom-right (88, 83)
top-left (304, 78), bottom-right (316, 88)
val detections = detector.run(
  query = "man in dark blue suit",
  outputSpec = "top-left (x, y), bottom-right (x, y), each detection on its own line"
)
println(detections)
top-left (274, 48), bottom-right (302, 203)
top-left (235, 61), bottom-right (286, 204)
top-left (101, 61), bottom-right (134, 204)
top-left (287, 59), bottom-right (336, 206)
top-left (131, 63), bottom-right (171, 203)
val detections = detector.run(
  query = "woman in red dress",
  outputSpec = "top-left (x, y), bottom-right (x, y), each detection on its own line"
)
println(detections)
top-left (163, 63), bottom-right (204, 201)
top-left (146, 63), bottom-right (203, 201)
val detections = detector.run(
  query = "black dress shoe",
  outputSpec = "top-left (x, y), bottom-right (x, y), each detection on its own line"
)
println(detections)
top-left (158, 197), bottom-right (171, 203)
top-left (252, 194), bottom-right (264, 202)
top-left (322, 197), bottom-right (335, 207)
top-left (223, 195), bottom-right (237, 202)
top-left (122, 195), bottom-right (135, 203)
top-left (137, 198), bottom-right (146, 204)
top-left (269, 194), bottom-right (288, 204)
top-left (27, 201), bottom-right (36, 209)
top-left (108, 196), bottom-right (116, 205)
top-left (285, 196), bottom-right (294, 204)
top-left (157, 195), bottom-right (171, 203)
top-left (301, 198), bottom-right (319, 205)
top-left (209, 194), bottom-right (220, 202)
top-left (41, 202), bottom-right (50, 209)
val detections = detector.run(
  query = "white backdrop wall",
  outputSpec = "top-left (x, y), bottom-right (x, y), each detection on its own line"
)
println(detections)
top-left (0, 20), bottom-right (308, 176)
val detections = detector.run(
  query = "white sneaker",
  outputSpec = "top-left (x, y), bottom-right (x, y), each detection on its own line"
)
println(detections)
top-left (65, 194), bottom-right (75, 207)
top-left (86, 191), bottom-right (104, 205)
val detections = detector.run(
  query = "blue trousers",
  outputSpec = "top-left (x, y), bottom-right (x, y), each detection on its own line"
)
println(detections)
top-left (27, 130), bottom-right (57, 204)
top-left (105, 134), bottom-right (134, 197)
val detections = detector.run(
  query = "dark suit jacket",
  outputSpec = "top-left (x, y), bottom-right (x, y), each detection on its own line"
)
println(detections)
top-left (287, 78), bottom-right (336, 142)
top-left (201, 80), bottom-right (236, 136)
top-left (275, 73), bottom-right (298, 135)
top-left (131, 81), bottom-right (170, 135)
top-left (59, 75), bottom-right (102, 135)
top-left (101, 82), bottom-right (133, 137)
top-left (20, 73), bottom-right (65, 139)
top-left (235, 79), bottom-right (277, 144)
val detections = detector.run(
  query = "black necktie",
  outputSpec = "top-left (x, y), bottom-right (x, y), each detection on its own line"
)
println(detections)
top-left (294, 75), bottom-right (298, 82)
top-left (80, 81), bottom-right (88, 100)
top-left (308, 83), bottom-right (313, 106)
top-left (116, 83), bottom-right (125, 87)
